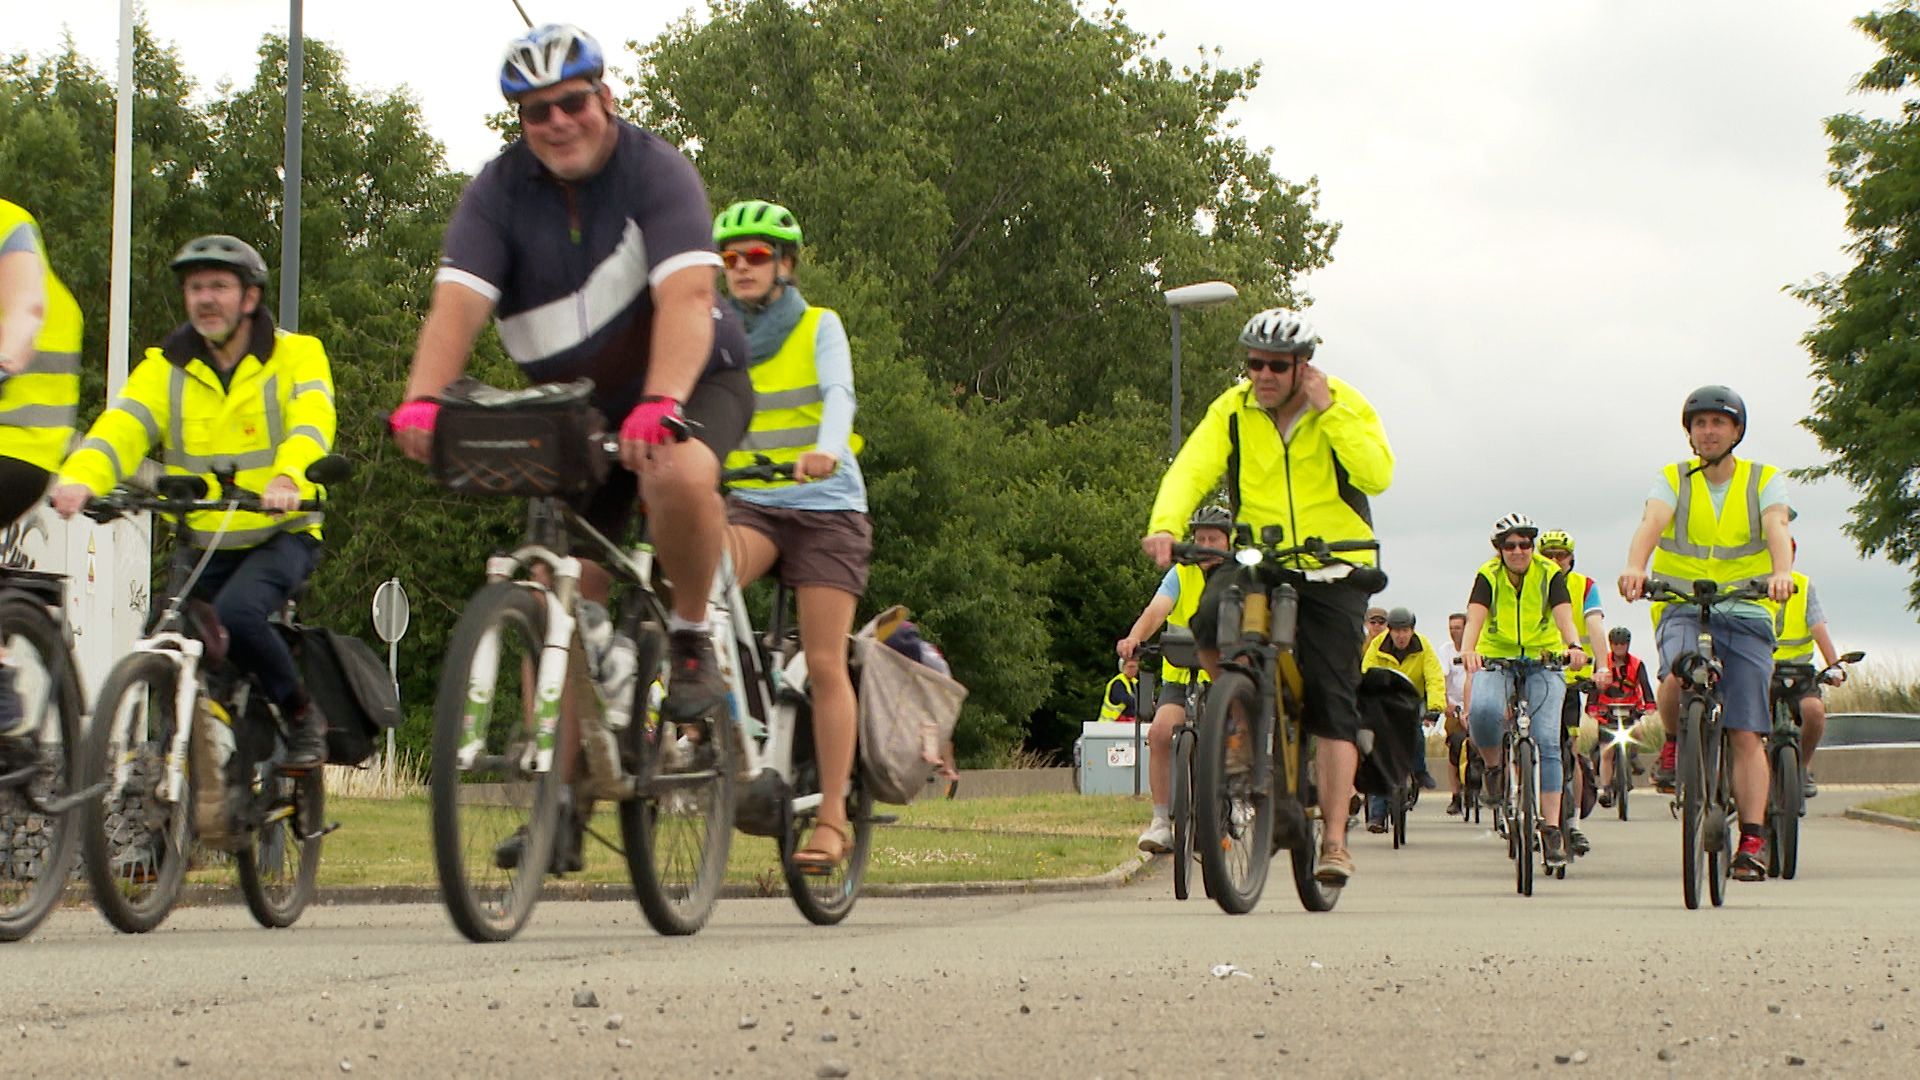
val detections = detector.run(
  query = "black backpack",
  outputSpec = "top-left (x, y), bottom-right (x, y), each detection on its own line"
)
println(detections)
top-left (280, 626), bottom-right (402, 765)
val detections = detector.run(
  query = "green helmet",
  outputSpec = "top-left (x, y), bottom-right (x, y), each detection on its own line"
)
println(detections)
top-left (714, 200), bottom-right (803, 248)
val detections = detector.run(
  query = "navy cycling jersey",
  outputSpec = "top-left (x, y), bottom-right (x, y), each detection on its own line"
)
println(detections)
top-left (436, 119), bottom-right (745, 408)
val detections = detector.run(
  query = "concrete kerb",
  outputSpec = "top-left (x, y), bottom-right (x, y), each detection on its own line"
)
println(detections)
top-left (1843, 806), bottom-right (1920, 833)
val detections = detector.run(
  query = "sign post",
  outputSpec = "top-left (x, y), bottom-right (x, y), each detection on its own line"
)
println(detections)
top-left (371, 578), bottom-right (411, 794)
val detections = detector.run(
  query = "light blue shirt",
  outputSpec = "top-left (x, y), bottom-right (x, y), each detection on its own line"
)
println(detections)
top-left (1155, 568), bottom-right (1182, 600)
top-left (732, 309), bottom-right (869, 513)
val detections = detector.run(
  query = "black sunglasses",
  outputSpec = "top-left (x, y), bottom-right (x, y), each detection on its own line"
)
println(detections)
top-left (1500, 539), bottom-right (1535, 552)
top-left (519, 85), bottom-right (600, 126)
top-left (1246, 356), bottom-right (1301, 374)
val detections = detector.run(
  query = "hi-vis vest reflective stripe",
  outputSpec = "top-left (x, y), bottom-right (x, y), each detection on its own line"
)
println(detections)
top-left (0, 201), bottom-right (83, 472)
top-left (1765, 571), bottom-right (1815, 662)
top-left (1649, 459), bottom-right (1778, 605)
top-left (1161, 562), bottom-right (1212, 686)
top-left (1477, 554), bottom-right (1562, 659)
top-left (1562, 570), bottom-right (1595, 684)
top-left (725, 306), bottom-right (863, 486)
top-left (1099, 672), bottom-right (1136, 721)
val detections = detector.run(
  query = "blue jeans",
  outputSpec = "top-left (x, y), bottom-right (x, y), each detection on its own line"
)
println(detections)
top-left (1467, 660), bottom-right (1567, 796)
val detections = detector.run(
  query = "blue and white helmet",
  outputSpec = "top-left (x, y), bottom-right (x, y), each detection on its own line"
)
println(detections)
top-left (1237, 307), bottom-right (1320, 357)
top-left (500, 24), bottom-right (605, 99)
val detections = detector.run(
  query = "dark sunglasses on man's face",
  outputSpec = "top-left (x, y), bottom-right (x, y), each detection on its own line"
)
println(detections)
top-left (519, 86), bottom-right (599, 126)
top-left (1501, 539), bottom-right (1535, 552)
top-left (1246, 356), bottom-right (1300, 375)
top-left (1366, 617), bottom-right (1387, 626)
top-left (721, 245), bottom-right (778, 269)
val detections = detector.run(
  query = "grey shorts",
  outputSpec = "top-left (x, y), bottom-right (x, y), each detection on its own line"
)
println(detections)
top-left (1155, 676), bottom-right (1200, 714)
top-left (727, 499), bottom-right (873, 596)
top-left (1656, 610), bottom-right (1776, 734)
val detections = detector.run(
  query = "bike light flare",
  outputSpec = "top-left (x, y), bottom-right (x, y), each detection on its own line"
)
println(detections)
top-left (1236, 548), bottom-right (1263, 567)
top-left (1602, 724), bottom-right (1638, 754)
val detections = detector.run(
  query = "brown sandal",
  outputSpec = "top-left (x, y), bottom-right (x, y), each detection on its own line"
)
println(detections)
top-left (792, 820), bottom-right (851, 876)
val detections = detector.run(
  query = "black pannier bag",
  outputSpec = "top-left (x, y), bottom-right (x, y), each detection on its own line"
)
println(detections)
top-left (429, 378), bottom-right (608, 497)
top-left (281, 626), bottom-right (402, 766)
top-left (1352, 666), bottom-right (1425, 796)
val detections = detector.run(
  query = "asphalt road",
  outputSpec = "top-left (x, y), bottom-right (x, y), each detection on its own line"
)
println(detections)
top-left (5, 789), bottom-right (1918, 1079)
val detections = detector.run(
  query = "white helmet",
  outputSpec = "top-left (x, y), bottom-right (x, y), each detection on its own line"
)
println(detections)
top-left (1238, 308), bottom-right (1320, 357)
top-left (1489, 512), bottom-right (1538, 545)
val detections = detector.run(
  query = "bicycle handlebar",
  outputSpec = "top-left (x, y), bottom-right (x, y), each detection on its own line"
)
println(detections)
top-left (721, 455), bottom-right (799, 485)
top-left (1640, 577), bottom-right (1774, 607)
top-left (83, 489), bottom-right (325, 524)
top-left (1480, 653), bottom-right (1576, 672)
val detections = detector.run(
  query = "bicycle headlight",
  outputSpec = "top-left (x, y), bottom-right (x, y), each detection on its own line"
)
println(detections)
top-left (1235, 548), bottom-right (1263, 568)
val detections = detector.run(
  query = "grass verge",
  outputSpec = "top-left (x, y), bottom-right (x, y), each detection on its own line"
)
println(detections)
top-left (187, 792), bottom-right (1146, 890)
top-left (1858, 790), bottom-right (1920, 821)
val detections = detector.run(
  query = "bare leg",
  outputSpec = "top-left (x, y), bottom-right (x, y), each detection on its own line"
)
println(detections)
top-left (1145, 701), bottom-right (1184, 806)
top-left (1318, 739), bottom-right (1357, 849)
top-left (638, 440), bottom-right (724, 625)
top-left (1730, 730), bottom-right (1768, 826)
top-left (1800, 695), bottom-right (1827, 767)
top-left (796, 584), bottom-right (859, 856)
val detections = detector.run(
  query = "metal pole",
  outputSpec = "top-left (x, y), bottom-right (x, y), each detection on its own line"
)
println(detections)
top-left (108, 0), bottom-right (134, 395)
top-left (387, 638), bottom-right (399, 795)
top-left (1169, 307), bottom-right (1183, 455)
top-left (1132, 667), bottom-right (1153, 797)
top-left (279, 0), bottom-right (305, 331)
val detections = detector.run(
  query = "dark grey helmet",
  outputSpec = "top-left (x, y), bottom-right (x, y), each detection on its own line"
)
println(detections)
top-left (1608, 626), bottom-right (1631, 645)
top-left (1681, 385), bottom-right (1745, 431)
top-left (1385, 607), bottom-right (1415, 629)
top-left (170, 235), bottom-right (268, 288)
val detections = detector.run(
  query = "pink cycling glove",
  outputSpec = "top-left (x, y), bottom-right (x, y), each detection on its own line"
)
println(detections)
top-left (620, 396), bottom-right (692, 446)
top-left (388, 399), bottom-right (440, 434)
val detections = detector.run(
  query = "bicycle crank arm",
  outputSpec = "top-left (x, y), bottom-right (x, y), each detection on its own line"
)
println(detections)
top-left (632, 770), bottom-right (720, 797)
top-left (0, 762), bottom-right (40, 787)
top-left (296, 820), bottom-right (342, 843)
top-left (32, 778), bottom-right (111, 814)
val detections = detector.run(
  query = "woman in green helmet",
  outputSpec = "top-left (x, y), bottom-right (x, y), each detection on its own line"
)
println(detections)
top-left (714, 199), bottom-right (871, 874)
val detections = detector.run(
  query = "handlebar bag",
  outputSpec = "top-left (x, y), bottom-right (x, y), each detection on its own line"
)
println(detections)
top-left (430, 378), bottom-right (608, 497)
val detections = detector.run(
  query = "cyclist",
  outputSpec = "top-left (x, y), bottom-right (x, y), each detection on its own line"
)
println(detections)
top-left (49, 235), bottom-right (335, 769)
top-left (391, 23), bottom-right (753, 726)
top-left (0, 199), bottom-right (82, 758)
top-left (1438, 611), bottom-right (1471, 815)
top-left (1760, 547), bottom-right (1846, 799)
top-left (1619, 385), bottom-right (1794, 883)
top-left (1120, 504), bottom-right (1230, 853)
top-left (1537, 528), bottom-right (1610, 855)
top-left (1099, 657), bottom-right (1140, 723)
top-left (1460, 513), bottom-right (1595, 869)
top-left (1589, 626), bottom-right (1656, 805)
top-left (710, 198), bottom-right (872, 873)
top-left (1141, 308), bottom-right (1394, 886)
top-left (1360, 606), bottom-right (1444, 833)
top-left (1364, 606), bottom-right (1389, 645)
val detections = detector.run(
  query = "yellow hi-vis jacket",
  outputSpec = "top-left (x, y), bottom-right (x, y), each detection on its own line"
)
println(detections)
top-left (1762, 571), bottom-right (1816, 663)
top-left (1362, 630), bottom-right (1447, 713)
top-left (58, 309), bottom-right (335, 549)
top-left (0, 200), bottom-right (83, 472)
top-left (724, 306), bottom-right (862, 486)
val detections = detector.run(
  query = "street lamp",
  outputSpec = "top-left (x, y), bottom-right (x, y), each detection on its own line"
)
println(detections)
top-left (1162, 280), bottom-right (1239, 454)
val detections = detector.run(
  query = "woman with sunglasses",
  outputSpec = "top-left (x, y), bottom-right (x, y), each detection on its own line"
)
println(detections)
top-left (1458, 512), bottom-right (1592, 869)
top-left (1140, 307), bottom-right (1394, 887)
top-left (712, 200), bottom-right (871, 875)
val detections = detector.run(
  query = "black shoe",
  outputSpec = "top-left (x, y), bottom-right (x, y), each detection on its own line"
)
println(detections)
top-left (1596, 790), bottom-right (1614, 809)
top-left (1541, 827), bottom-right (1568, 868)
top-left (1366, 820), bottom-right (1388, 834)
top-left (1445, 793), bottom-right (1463, 816)
top-left (0, 666), bottom-right (28, 762)
top-left (1480, 768), bottom-right (1504, 807)
top-left (1416, 770), bottom-right (1438, 791)
top-left (492, 806), bottom-right (586, 875)
top-left (282, 701), bottom-right (329, 770)
top-left (1568, 827), bottom-right (1591, 857)
top-left (663, 629), bottom-right (727, 722)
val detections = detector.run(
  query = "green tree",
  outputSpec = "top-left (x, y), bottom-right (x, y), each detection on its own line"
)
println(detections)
top-left (1800, 2), bottom-right (1920, 609)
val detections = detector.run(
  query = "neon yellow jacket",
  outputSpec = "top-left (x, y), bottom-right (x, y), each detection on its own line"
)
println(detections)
top-left (1362, 631), bottom-right (1446, 713)
top-left (59, 310), bottom-right (335, 549)
top-left (0, 200), bottom-right (83, 472)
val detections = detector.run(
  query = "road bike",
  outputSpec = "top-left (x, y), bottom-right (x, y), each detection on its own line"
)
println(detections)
top-left (1480, 654), bottom-right (1570, 896)
top-left (0, 510), bottom-right (90, 941)
top-left (77, 458), bottom-right (346, 933)
top-left (1178, 528), bottom-right (1386, 915)
top-left (1763, 650), bottom-right (1862, 880)
top-left (1640, 577), bottom-right (1771, 910)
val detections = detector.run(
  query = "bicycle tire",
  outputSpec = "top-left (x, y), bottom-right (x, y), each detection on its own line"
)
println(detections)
top-left (1707, 729), bottom-right (1732, 908)
top-left (621, 616), bottom-right (734, 936)
top-left (80, 652), bottom-right (193, 934)
top-left (1774, 742), bottom-right (1801, 880)
top-left (1515, 737), bottom-right (1536, 897)
top-left (1614, 744), bottom-right (1630, 821)
top-left (780, 707), bottom-right (874, 927)
top-left (1287, 728), bottom-right (1341, 913)
top-left (236, 759), bottom-right (323, 929)
top-left (1390, 783), bottom-right (1408, 849)
top-left (430, 582), bottom-right (561, 943)
top-left (1678, 699), bottom-right (1705, 910)
top-left (1195, 671), bottom-right (1272, 914)
top-left (1170, 727), bottom-right (1193, 901)
top-left (0, 595), bottom-right (85, 942)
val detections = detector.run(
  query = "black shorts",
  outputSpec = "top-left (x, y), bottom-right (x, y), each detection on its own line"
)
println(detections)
top-left (573, 365), bottom-right (754, 541)
top-left (1189, 565), bottom-right (1368, 743)
top-left (0, 456), bottom-right (50, 527)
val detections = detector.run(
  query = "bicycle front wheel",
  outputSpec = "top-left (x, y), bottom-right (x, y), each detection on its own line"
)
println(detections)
top-left (1678, 700), bottom-right (1706, 910)
top-left (1195, 671), bottom-right (1272, 914)
top-left (1614, 744), bottom-right (1630, 821)
top-left (1771, 742), bottom-right (1801, 880)
top-left (1707, 730), bottom-right (1733, 908)
top-left (80, 652), bottom-right (192, 934)
top-left (1170, 726), bottom-right (1194, 901)
top-left (0, 596), bottom-right (84, 942)
top-left (236, 761), bottom-right (323, 928)
top-left (1514, 737), bottom-right (1536, 897)
top-left (430, 582), bottom-right (561, 943)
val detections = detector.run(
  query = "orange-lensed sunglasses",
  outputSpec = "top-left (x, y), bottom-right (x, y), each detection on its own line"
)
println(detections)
top-left (721, 246), bottom-right (779, 269)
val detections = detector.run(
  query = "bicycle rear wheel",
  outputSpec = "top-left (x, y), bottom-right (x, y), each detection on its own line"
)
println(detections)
top-left (1707, 730), bottom-right (1733, 908)
top-left (621, 618), bottom-right (734, 936)
top-left (1514, 738), bottom-right (1536, 897)
top-left (1678, 700), bottom-right (1706, 910)
top-left (1195, 671), bottom-right (1272, 914)
top-left (0, 597), bottom-right (84, 942)
top-left (1390, 781), bottom-right (1409, 849)
top-left (780, 708), bottom-right (874, 927)
top-left (80, 652), bottom-right (193, 934)
top-left (430, 583), bottom-right (560, 943)
top-left (1169, 726), bottom-right (1194, 901)
top-left (236, 759), bottom-right (323, 928)
top-left (1771, 742), bottom-right (1801, 880)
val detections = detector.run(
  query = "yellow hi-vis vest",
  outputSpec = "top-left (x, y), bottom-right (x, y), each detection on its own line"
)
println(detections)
top-left (1099, 672), bottom-right (1137, 721)
top-left (1763, 571), bottom-right (1815, 663)
top-left (1562, 569), bottom-right (1595, 684)
top-left (58, 317), bottom-right (335, 550)
top-left (724, 306), bottom-right (862, 486)
top-left (0, 201), bottom-right (83, 472)
top-left (1476, 553), bottom-right (1564, 659)
top-left (1160, 562), bottom-right (1213, 687)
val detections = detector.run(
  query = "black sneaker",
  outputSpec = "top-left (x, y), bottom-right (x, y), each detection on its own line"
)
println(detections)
top-left (1445, 793), bottom-right (1463, 816)
top-left (1541, 827), bottom-right (1568, 868)
top-left (1480, 766), bottom-right (1504, 807)
top-left (493, 811), bottom-right (586, 875)
top-left (0, 665), bottom-right (28, 763)
top-left (1801, 773), bottom-right (1818, 800)
top-left (1568, 826), bottom-right (1591, 857)
top-left (1416, 770), bottom-right (1438, 790)
top-left (663, 629), bottom-right (727, 722)
top-left (282, 700), bottom-right (329, 770)
top-left (1596, 790), bottom-right (1615, 809)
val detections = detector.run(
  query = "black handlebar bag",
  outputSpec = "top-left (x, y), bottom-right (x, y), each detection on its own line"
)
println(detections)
top-left (429, 379), bottom-right (608, 497)
top-left (1352, 667), bottom-right (1425, 796)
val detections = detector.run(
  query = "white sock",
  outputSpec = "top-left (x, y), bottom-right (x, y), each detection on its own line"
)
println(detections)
top-left (667, 613), bottom-right (704, 635)
top-left (1152, 805), bottom-right (1169, 822)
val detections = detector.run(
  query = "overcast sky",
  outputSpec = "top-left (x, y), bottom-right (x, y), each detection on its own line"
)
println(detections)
top-left (15, 1), bottom-right (1919, 663)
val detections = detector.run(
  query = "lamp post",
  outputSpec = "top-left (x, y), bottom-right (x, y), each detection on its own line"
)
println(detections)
top-left (1162, 280), bottom-right (1239, 454)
